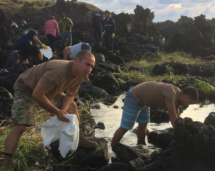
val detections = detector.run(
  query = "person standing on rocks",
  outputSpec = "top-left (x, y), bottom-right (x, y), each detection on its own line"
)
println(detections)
top-left (102, 12), bottom-right (116, 52)
top-left (44, 16), bottom-right (61, 54)
top-left (111, 82), bottom-right (199, 148)
top-left (59, 14), bottom-right (73, 48)
top-left (92, 11), bottom-right (104, 45)
top-left (19, 25), bottom-right (47, 64)
top-left (5, 50), bottom-right (22, 68)
top-left (0, 50), bottom-right (98, 171)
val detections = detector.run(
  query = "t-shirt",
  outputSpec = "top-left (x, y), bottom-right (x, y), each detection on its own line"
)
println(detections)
top-left (132, 81), bottom-right (180, 110)
top-left (58, 18), bottom-right (73, 32)
top-left (19, 29), bottom-right (37, 43)
top-left (45, 20), bottom-right (58, 37)
top-left (67, 43), bottom-right (82, 60)
top-left (21, 60), bottom-right (83, 98)
top-left (5, 50), bottom-right (18, 68)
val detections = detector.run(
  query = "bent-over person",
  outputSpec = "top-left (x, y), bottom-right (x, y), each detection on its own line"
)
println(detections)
top-left (111, 81), bottom-right (199, 148)
top-left (0, 50), bottom-right (97, 171)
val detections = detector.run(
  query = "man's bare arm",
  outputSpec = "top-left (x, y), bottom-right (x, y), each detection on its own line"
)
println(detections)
top-left (33, 36), bottom-right (43, 46)
top-left (32, 83), bottom-right (70, 122)
top-left (165, 97), bottom-right (178, 129)
top-left (62, 48), bottom-right (71, 60)
top-left (61, 89), bottom-right (76, 111)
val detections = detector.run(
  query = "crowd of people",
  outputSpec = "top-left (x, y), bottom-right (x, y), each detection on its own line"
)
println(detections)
top-left (0, 12), bottom-right (199, 171)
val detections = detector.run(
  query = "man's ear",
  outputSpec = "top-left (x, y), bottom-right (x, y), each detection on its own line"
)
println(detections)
top-left (74, 57), bottom-right (79, 63)
top-left (184, 95), bottom-right (190, 99)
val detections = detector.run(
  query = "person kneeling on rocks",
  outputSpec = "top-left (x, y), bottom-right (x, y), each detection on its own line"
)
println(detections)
top-left (63, 42), bottom-right (91, 82)
top-left (111, 81), bottom-right (199, 148)
top-left (19, 25), bottom-right (47, 65)
top-left (0, 50), bottom-right (98, 171)
top-left (5, 50), bottom-right (22, 68)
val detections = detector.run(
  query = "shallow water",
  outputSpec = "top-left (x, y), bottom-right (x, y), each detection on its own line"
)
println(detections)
top-left (91, 94), bottom-right (215, 158)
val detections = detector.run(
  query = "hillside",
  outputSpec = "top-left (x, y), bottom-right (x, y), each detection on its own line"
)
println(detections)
top-left (0, 0), bottom-right (102, 17)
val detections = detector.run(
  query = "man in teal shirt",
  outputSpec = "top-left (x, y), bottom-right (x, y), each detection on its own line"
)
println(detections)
top-left (59, 14), bottom-right (73, 48)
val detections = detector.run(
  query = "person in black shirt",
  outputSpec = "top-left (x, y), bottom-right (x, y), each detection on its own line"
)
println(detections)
top-left (92, 11), bottom-right (104, 45)
top-left (102, 12), bottom-right (116, 52)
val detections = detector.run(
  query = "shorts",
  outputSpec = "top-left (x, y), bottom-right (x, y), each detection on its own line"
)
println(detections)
top-left (120, 88), bottom-right (150, 130)
top-left (62, 32), bottom-right (72, 42)
top-left (11, 76), bottom-right (74, 126)
top-left (19, 42), bottom-right (40, 60)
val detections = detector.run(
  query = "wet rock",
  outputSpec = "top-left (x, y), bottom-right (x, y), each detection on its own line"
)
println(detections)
top-left (91, 66), bottom-right (106, 74)
top-left (90, 104), bottom-right (101, 109)
top-left (50, 137), bottom-right (109, 169)
top-left (129, 66), bottom-right (144, 73)
top-left (95, 122), bottom-right (105, 130)
top-left (113, 105), bottom-right (119, 109)
top-left (204, 112), bottom-right (215, 127)
top-left (147, 128), bottom-right (174, 149)
top-left (94, 53), bottom-right (105, 66)
top-left (171, 62), bottom-right (189, 75)
top-left (152, 64), bottom-right (167, 75)
top-left (0, 86), bottom-right (13, 125)
top-left (106, 53), bottom-right (125, 65)
top-left (113, 143), bottom-right (154, 164)
top-left (80, 120), bottom-right (96, 137)
top-left (99, 61), bottom-right (121, 73)
top-left (129, 157), bottom-right (145, 170)
top-left (79, 85), bottom-right (109, 99)
top-left (103, 95), bottom-right (118, 105)
top-left (100, 162), bottom-right (130, 171)
top-left (150, 108), bottom-right (169, 123)
top-left (93, 71), bottom-right (120, 94)
top-left (137, 117), bottom-right (215, 171)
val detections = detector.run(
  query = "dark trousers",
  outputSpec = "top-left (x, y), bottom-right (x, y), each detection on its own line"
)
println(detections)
top-left (93, 29), bottom-right (102, 44)
top-left (46, 34), bottom-right (55, 52)
top-left (104, 33), bottom-right (114, 52)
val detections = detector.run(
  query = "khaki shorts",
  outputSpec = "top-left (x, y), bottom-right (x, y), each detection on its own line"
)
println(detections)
top-left (12, 76), bottom-right (74, 126)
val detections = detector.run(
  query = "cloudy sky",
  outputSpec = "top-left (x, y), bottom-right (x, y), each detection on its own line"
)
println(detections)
top-left (80, 0), bottom-right (215, 22)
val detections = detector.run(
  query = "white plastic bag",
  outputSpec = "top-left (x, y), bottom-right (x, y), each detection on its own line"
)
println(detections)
top-left (39, 114), bottom-right (79, 158)
top-left (40, 46), bottom-right (52, 59)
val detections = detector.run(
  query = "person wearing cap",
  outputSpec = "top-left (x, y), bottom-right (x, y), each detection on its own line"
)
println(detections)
top-left (5, 50), bottom-right (22, 68)
top-left (19, 25), bottom-right (48, 64)
top-left (59, 14), bottom-right (73, 48)
top-left (44, 16), bottom-right (61, 53)
top-left (62, 42), bottom-right (91, 60)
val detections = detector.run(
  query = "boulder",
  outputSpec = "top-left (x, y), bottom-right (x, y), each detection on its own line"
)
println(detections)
top-left (94, 53), bottom-right (105, 66)
top-left (171, 62), bottom-right (189, 75)
top-left (106, 53), bottom-right (125, 65)
top-left (79, 85), bottom-right (109, 99)
top-left (143, 44), bottom-right (159, 52)
top-left (93, 71), bottom-right (120, 94)
top-left (204, 112), bottom-right (215, 127)
top-left (80, 120), bottom-right (96, 137)
top-left (129, 66), bottom-right (144, 73)
top-left (152, 64), bottom-right (167, 75)
top-left (50, 137), bottom-right (109, 169)
top-left (128, 33), bottom-right (152, 44)
top-left (0, 87), bottom-right (13, 124)
top-left (100, 163), bottom-right (130, 171)
top-left (99, 61), bottom-right (121, 73)
top-left (94, 45), bottom-right (107, 54)
top-left (147, 128), bottom-right (174, 149)
top-left (121, 81), bottom-right (141, 91)
top-left (205, 55), bottom-right (215, 61)
top-left (113, 143), bottom-right (154, 164)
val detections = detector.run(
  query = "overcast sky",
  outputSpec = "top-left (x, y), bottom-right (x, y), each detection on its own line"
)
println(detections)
top-left (80, 0), bottom-right (215, 22)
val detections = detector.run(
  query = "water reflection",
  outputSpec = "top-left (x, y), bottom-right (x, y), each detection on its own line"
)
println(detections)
top-left (91, 94), bottom-right (215, 158)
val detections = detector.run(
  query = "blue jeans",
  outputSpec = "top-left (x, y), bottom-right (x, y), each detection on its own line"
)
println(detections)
top-left (120, 88), bottom-right (150, 130)
top-left (62, 32), bottom-right (72, 42)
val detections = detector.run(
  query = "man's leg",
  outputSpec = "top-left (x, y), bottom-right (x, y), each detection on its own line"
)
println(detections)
top-left (136, 107), bottom-right (150, 145)
top-left (111, 127), bottom-right (128, 148)
top-left (136, 123), bottom-right (147, 145)
top-left (108, 33), bottom-right (114, 52)
top-left (66, 102), bottom-right (80, 123)
top-left (93, 30), bottom-right (98, 44)
top-left (98, 30), bottom-right (102, 44)
top-left (62, 32), bottom-right (67, 48)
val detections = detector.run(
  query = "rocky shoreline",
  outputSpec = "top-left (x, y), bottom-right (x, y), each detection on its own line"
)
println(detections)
top-left (1, 1), bottom-right (215, 170)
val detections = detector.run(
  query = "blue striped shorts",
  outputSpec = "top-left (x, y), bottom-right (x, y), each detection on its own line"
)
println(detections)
top-left (120, 88), bottom-right (150, 130)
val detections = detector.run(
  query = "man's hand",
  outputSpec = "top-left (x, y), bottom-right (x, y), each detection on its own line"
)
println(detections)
top-left (101, 32), bottom-right (104, 37)
top-left (165, 97), bottom-right (178, 129)
top-left (56, 110), bottom-right (70, 122)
